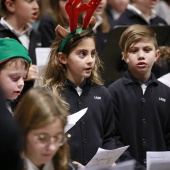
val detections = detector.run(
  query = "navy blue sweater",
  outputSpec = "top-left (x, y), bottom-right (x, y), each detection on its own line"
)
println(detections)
top-left (108, 71), bottom-right (170, 166)
top-left (62, 79), bottom-right (116, 165)
top-left (113, 9), bottom-right (167, 26)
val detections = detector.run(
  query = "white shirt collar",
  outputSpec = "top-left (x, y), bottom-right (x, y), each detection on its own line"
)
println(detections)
top-left (127, 4), bottom-right (157, 24)
top-left (0, 17), bottom-right (32, 36)
top-left (110, 9), bottom-right (121, 20)
top-left (24, 157), bottom-right (55, 170)
top-left (140, 83), bottom-right (147, 94)
top-left (5, 100), bottom-right (13, 116)
top-left (75, 86), bottom-right (83, 96)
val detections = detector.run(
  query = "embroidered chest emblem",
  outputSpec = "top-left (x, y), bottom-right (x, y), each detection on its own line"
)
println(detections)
top-left (159, 97), bottom-right (166, 102)
top-left (94, 96), bottom-right (101, 100)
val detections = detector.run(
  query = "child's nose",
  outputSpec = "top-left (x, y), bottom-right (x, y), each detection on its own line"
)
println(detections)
top-left (33, 1), bottom-right (39, 9)
top-left (138, 50), bottom-right (145, 59)
top-left (17, 78), bottom-right (24, 87)
top-left (48, 143), bottom-right (58, 151)
top-left (87, 56), bottom-right (94, 63)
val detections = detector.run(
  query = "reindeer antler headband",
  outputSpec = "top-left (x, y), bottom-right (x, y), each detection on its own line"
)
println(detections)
top-left (56, 0), bottom-right (102, 52)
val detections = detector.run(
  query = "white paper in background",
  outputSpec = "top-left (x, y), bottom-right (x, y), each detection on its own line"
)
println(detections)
top-left (35, 47), bottom-right (51, 74)
top-left (85, 146), bottom-right (129, 169)
top-left (64, 108), bottom-right (88, 133)
top-left (147, 151), bottom-right (170, 170)
top-left (34, 48), bottom-right (51, 86)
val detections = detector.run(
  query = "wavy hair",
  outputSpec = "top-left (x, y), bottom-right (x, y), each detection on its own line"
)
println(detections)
top-left (42, 29), bottom-right (103, 96)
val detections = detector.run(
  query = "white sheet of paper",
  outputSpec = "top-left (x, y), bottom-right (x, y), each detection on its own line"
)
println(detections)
top-left (35, 48), bottom-right (51, 74)
top-left (147, 151), bottom-right (170, 170)
top-left (64, 108), bottom-right (88, 133)
top-left (85, 146), bottom-right (129, 169)
top-left (64, 123), bottom-right (75, 133)
top-left (34, 48), bottom-right (51, 86)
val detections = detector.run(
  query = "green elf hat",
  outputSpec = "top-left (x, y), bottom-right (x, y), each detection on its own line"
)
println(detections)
top-left (0, 38), bottom-right (31, 64)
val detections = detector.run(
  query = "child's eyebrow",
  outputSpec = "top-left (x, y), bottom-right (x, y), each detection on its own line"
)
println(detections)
top-left (9, 71), bottom-right (27, 75)
top-left (77, 48), bottom-right (87, 51)
top-left (9, 73), bottom-right (21, 75)
top-left (77, 48), bottom-right (95, 52)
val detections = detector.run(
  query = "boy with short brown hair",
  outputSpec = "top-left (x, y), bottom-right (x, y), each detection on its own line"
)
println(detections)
top-left (108, 24), bottom-right (170, 168)
top-left (0, 38), bottom-right (31, 115)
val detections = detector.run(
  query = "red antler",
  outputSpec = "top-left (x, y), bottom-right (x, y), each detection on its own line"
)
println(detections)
top-left (65, 0), bottom-right (88, 32)
top-left (82, 0), bottom-right (102, 29)
top-left (65, 0), bottom-right (101, 32)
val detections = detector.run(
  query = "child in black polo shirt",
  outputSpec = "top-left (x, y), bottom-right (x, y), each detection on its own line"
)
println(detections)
top-left (108, 24), bottom-right (170, 168)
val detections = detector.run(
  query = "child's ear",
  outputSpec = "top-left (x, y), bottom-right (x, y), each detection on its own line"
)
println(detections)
top-left (5, 0), bottom-right (15, 13)
top-left (55, 25), bottom-right (69, 39)
top-left (125, 58), bottom-right (129, 63)
top-left (122, 52), bottom-right (129, 63)
top-left (154, 49), bottom-right (160, 62)
top-left (58, 52), bottom-right (67, 64)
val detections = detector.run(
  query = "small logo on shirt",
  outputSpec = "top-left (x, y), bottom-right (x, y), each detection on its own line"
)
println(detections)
top-left (94, 96), bottom-right (101, 100)
top-left (159, 97), bottom-right (166, 102)
top-left (36, 42), bottom-right (42, 46)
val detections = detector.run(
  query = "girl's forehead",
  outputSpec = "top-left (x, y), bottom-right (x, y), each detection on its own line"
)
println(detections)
top-left (75, 38), bottom-right (95, 49)
top-left (29, 118), bottom-right (63, 135)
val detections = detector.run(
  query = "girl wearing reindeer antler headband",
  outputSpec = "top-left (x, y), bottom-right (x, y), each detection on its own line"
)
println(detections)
top-left (42, 0), bottom-right (120, 166)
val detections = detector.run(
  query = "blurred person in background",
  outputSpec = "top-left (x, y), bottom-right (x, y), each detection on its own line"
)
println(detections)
top-left (106, 0), bottom-right (129, 25)
top-left (38, 0), bottom-right (69, 47)
top-left (157, 46), bottom-right (170, 87)
top-left (155, 0), bottom-right (170, 25)
top-left (113, 0), bottom-right (167, 26)
top-left (15, 87), bottom-right (82, 170)
top-left (0, 0), bottom-right (42, 97)
top-left (91, 0), bottom-right (115, 54)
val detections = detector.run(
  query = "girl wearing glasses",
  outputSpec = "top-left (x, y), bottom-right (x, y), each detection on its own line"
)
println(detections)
top-left (14, 87), bottom-right (80, 170)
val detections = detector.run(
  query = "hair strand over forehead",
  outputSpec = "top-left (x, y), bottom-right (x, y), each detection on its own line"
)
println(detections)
top-left (119, 24), bottom-right (158, 57)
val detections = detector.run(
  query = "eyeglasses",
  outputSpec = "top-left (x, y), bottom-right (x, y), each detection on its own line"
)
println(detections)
top-left (34, 133), bottom-right (67, 147)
